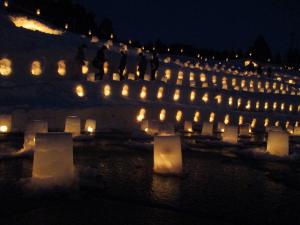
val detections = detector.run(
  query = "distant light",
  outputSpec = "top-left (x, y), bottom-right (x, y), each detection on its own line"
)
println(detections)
top-left (36, 8), bottom-right (41, 16)
top-left (88, 30), bottom-right (92, 36)
top-left (65, 23), bottom-right (69, 30)
top-left (0, 125), bottom-right (8, 133)
top-left (110, 33), bottom-right (114, 39)
top-left (4, 0), bottom-right (8, 8)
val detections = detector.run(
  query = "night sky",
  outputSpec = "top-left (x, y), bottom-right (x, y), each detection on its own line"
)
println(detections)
top-left (75, 0), bottom-right (300, 53)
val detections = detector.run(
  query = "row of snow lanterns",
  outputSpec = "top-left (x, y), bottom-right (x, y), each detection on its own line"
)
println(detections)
top-left (75, 83), bottom-right (299, 114)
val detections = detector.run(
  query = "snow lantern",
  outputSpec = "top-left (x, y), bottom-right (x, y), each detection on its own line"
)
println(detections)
top-left (75, 84), bottom-right (85, 97)
top-left (165, 69), bottom-right (171, 80)
top-left (81, 61), bottom-right (89, 75)
top-left (202, 122), bottom-right (213, 136)
top-left (176, 110), bottom-right (183, 122)
top-left (140, 86), bottom-right (147, 99)
top-left (190, 90), bottom-right (196, 102)
top-left (84, 119), bottom-right (96, 133)
top-left (224, 114), bottom-right (230, 125)
top-left (184, 121), bottom-right (193, 132)
top-left (173, 89), bottom-right (180, 101)
top-left (65, 116), bottom-right (81, 137)
top-left (121, 84), bottom-right (129, 97)
top-left (0, 114), bottom-right (12, 133)
top-left (57, 60), bottom-right (66, 76)
top-left (32, 133), bottom-right (74, 184)
top-left (103, 84), bottom-right (111, 97)
top-left (153, 135), bottom-right (182, 175)
top-left (239, 124), bottom-right (250, 136)
top-left (104, 62), bottom-right (109, 75)
top-left (223, 125), bottom-right (238, 144)
top-left (24, 120), bottom-right (48, 150)
top-left (0, 58), bottom-right (12, 76)
top-left (202, 93), bottom-right (209, 103)
top-left (137, 108), bottom-right (146, 122)
top-left (31, 61), bottom-right (42, 76)
top-left (294, 127), bottom-right (300, 136)
top-left (193, 111), bottom-right (200, 123)
top-left (87, 73), bottom-right (95, 82)
top-left (157, 87), bottom-right (164, 100)
top-left (128, 73), bottom-right (135, 80)
top-left (112, 73), bottom-right (120, 81)
top-left (267, 131), bottom-right (289, 157)
top-left (159, 109), bottom-right (166, 122)
top-left (209, 112), bottom-right (215, 123)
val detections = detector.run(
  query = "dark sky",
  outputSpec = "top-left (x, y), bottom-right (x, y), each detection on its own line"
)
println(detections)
top-left (75, 0), bottom-right (300, 53)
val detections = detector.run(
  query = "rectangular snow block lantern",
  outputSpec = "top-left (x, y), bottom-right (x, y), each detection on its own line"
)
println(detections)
top-left (217, 122), bottom-right (225, 132)
top-left (65, 116), bottom-right (81, 137)
top-left (24, 120), bottom-right (48, 150)
top-left (0, 114), bottom-right (12, 133)
top-left (84, 119), bottom-right (96, 133)
top-left (32, 133), bottom-right (74, 182)
top-left (176, 79), bottom-right (183, 85)
top-left (141, 120), bottom-right (159, 135)
top-left (267, 131), bottom-right (289, 157)
top-left (184, 121), bottom-right (193, 132)
top-left (144, 74), bottom-right (151, 81)
top-left (239, 124), bottom-right (250, 136)
top-left (112, 73), bottom-right (120, 81)
top-left (223, 125), bottom-right (238, 144)
top-left (294, 127), bottom-right (300, 136)
top-left (159, 122), bottom-right (175, 136)
top-left (154, 135), bottom-right (182, 175)
top-left (87, 73), bottom-right (95, 82)
top-left (202, 122), bottom-right (213, 136)
top-left (128, 73), bottom-right (136, 80)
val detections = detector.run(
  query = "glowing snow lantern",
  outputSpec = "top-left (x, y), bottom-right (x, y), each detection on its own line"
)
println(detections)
top-left (212, 75), bottom-right (217, 84)
top-left (224, 114), bottom-right (230, 125)
top-left (159, 109), bottom-right (166, 122)
top-left (157, 87), bottom-right (164, 100)
top-left (232, 78), bottom-right (236, 86)
top-left (289, 105), bottom-right (293, 112)
top-left (200, 73), bottom-right (206, 82)
top-left (153, 135), bottom-right (182, 175)
top-left (190, 90), bottom-right (196, 102)
top-left (136, 108), bottom-right (147, 122)
top-left (251, 118), bottom-right (257, 129)
top-left (264, 118), bottom-right (269, 127)
top-left (202, 122), bottom-right (213, 136)
top-left (165, 69), bottom-right (172, 80)
top-left (81, 61), bottom-right (89, 75)
top-left (32, 133), bottom-right (74, 184)
top-left (189, 72), bottom-right (195, 81)
top-left (140, 86), bottom-right (147, 99)
top-left (24, 120), bottom-right (48, 150)
top-left (273, 102), bottom-right (277, 111)
top-left (223, 125), bottom-right (238, 144)
top-left (184, 121), bottom-right (193, 132)
top-left (65, 116), bottom-right (81, 137)
top-left (245, 100), bottom-right (251, 110)
top-left (103, 84), bottom-right (111, 97)
top-left (239, 124), bottom-right (250, 136)
top-left (237, 98), bottom-right (242, 108)
top-left (0, 114), bottom-right (12, 133)
top-left (193, 111), bottom-right (200, 123)
top-left (31, 61), bottom-right (42, 76)
top-left (84, 119), bottom-right (96, 133)
top-left (128, 73), bottom-right (135, 80)
top-left (176, 110), bottom-right (183, 122)
top-left (57, 60), bottom-right (66, 76)
top-left (209, 112), bottom-right (215, 123)
top-left (173, 89), bottom-right (180, 101)
top-left (0, 58), bottom-right (12, 76)
top-left (75, 84), bottom-right (85, 97)
top-left (228, 97), bottom-right (233, 106)
top-left (112, 73), bottom-right (120, 81)
top-left (267, 131), bottom-right (289, 157)
top-left (238, 115), bottom-right (243, 125)
top-left (36, 8), bottom-right (41, 16)
top-left (202, 93), bottom-right (209, 103)
top-left (121, 84), bottom-right (129, 97)
top-left (281, 103), bottom-right (285, 111)
top-left (264, 102), bottom-right (269, 110)
top-left (178, 71), bottom-right (184, 80)
top-left (256, 101), bottom-right (260, 110)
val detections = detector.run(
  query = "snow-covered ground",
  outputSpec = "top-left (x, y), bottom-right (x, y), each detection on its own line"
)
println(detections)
top-left (1, 10), bottom-right (300, 133)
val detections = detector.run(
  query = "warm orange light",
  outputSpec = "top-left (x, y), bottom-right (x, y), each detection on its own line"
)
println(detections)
top-left (31, 61), bottom-right (42, 76)
top-left (75, 85), bottom-right (85, 97)
top-left (57, 60), bottom-right (66, 76)
top-left (140, 86), bottom-right (147, 99)
top-left (157, 87), bottom-right (164, 100)
top-left (0, 58), bottom-right (12, 76)
top-left (137, 108), bottom-right (146, 122)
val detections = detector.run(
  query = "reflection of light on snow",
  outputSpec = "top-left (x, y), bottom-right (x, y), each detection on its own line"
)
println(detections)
top-left (9, 16), bottom-right (63, 35)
